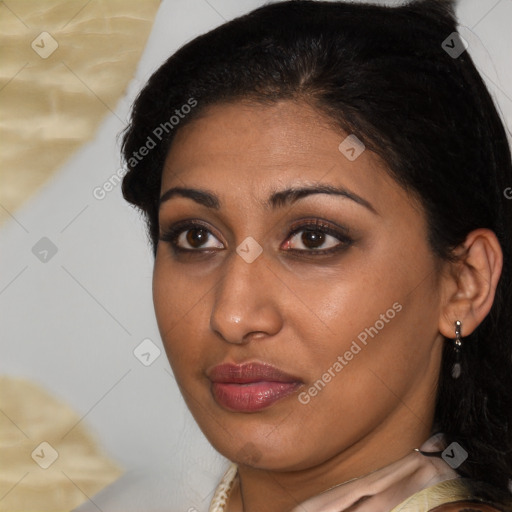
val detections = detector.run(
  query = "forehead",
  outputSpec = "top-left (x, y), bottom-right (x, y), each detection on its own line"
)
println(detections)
top-left (166, 101), bottom-right (336, 166)
top-left (160, 99), bottom-right (415, 216)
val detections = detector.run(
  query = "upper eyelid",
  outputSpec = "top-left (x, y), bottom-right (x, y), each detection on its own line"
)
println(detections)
top-left (160, 216), bottom-right (349, 233)
top-left (288, 218), bottom-right (350, 235)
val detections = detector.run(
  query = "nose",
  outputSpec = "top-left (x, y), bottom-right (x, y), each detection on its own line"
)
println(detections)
top-left (209, 250), bottom-right (283, 345)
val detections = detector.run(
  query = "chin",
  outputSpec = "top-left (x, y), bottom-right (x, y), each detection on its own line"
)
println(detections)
top-left (209, 425), bottom-right (317, 471)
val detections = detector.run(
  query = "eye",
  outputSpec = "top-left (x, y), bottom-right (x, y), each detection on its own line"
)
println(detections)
top-left (160, 219), bottom-right (352, 256)
top-left (159, 221), bottom-right (224, 252)
top-left (282, 220), bottom-right (353, 255)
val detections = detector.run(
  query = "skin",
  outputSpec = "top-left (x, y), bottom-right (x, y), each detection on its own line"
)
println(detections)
top-left (152, 100), bottom-right (502, 512)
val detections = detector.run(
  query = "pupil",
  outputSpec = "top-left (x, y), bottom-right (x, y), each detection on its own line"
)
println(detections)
top-left (187, 228), bottom-right (208, 247)
top-left (302, 230), bottom-right (324, 248)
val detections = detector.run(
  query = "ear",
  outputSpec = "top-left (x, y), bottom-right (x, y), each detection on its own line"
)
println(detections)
top-left (439, 229), bottom-right (503, 339)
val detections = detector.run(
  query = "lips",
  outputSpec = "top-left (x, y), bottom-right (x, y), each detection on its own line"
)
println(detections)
top-left (208, 362), bottom-right (302, 412)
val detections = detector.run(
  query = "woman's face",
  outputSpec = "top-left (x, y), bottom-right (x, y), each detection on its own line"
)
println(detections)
top-left (153, 100), bottom-right (446, 472)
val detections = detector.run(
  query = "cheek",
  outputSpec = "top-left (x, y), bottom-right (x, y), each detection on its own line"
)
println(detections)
top-left (286, 246), bottom-right (440, 398)
top-left (152, 257), bottom-right (210, 372)
top-left (280, 289), bottom-right (438, 465)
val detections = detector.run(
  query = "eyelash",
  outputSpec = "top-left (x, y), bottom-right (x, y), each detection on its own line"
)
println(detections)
top-left (159, 219), bottom-right (353, 257)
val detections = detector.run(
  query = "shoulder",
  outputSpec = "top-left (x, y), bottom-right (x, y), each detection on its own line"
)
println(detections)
top-left (394, 478), bottom-right (512, 512)
top-left (429, 502), bottom-right (506, 512)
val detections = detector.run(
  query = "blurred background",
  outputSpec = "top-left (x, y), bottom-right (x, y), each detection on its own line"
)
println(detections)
top-left (1, 0), bottom-right (511, 511)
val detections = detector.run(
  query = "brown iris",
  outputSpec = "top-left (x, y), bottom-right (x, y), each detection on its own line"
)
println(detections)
top-left (301, 230), bottom-right (325, 249)
top-left (186, 228), bottom-right (209, 248)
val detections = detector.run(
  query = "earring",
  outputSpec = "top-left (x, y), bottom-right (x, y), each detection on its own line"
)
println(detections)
top-left (451, 320), bottom-right (462, 379)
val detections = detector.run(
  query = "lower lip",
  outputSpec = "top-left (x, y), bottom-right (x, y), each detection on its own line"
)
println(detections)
top-left (211, 381), bottom-right (300, 412)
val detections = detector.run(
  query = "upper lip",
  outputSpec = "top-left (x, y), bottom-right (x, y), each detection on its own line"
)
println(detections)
top-left (208, 362), bottom-right (302, 384)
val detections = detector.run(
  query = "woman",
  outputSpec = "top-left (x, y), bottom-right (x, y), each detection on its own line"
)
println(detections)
top-left (120, 0), bottom-right (512, 510)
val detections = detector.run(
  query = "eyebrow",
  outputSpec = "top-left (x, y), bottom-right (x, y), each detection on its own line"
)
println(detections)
top-left (159, 184), bottom-right (377, 214)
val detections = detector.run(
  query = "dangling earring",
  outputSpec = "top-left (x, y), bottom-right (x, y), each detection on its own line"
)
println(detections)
top-left (451, 320), bottom-right (462, 379)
